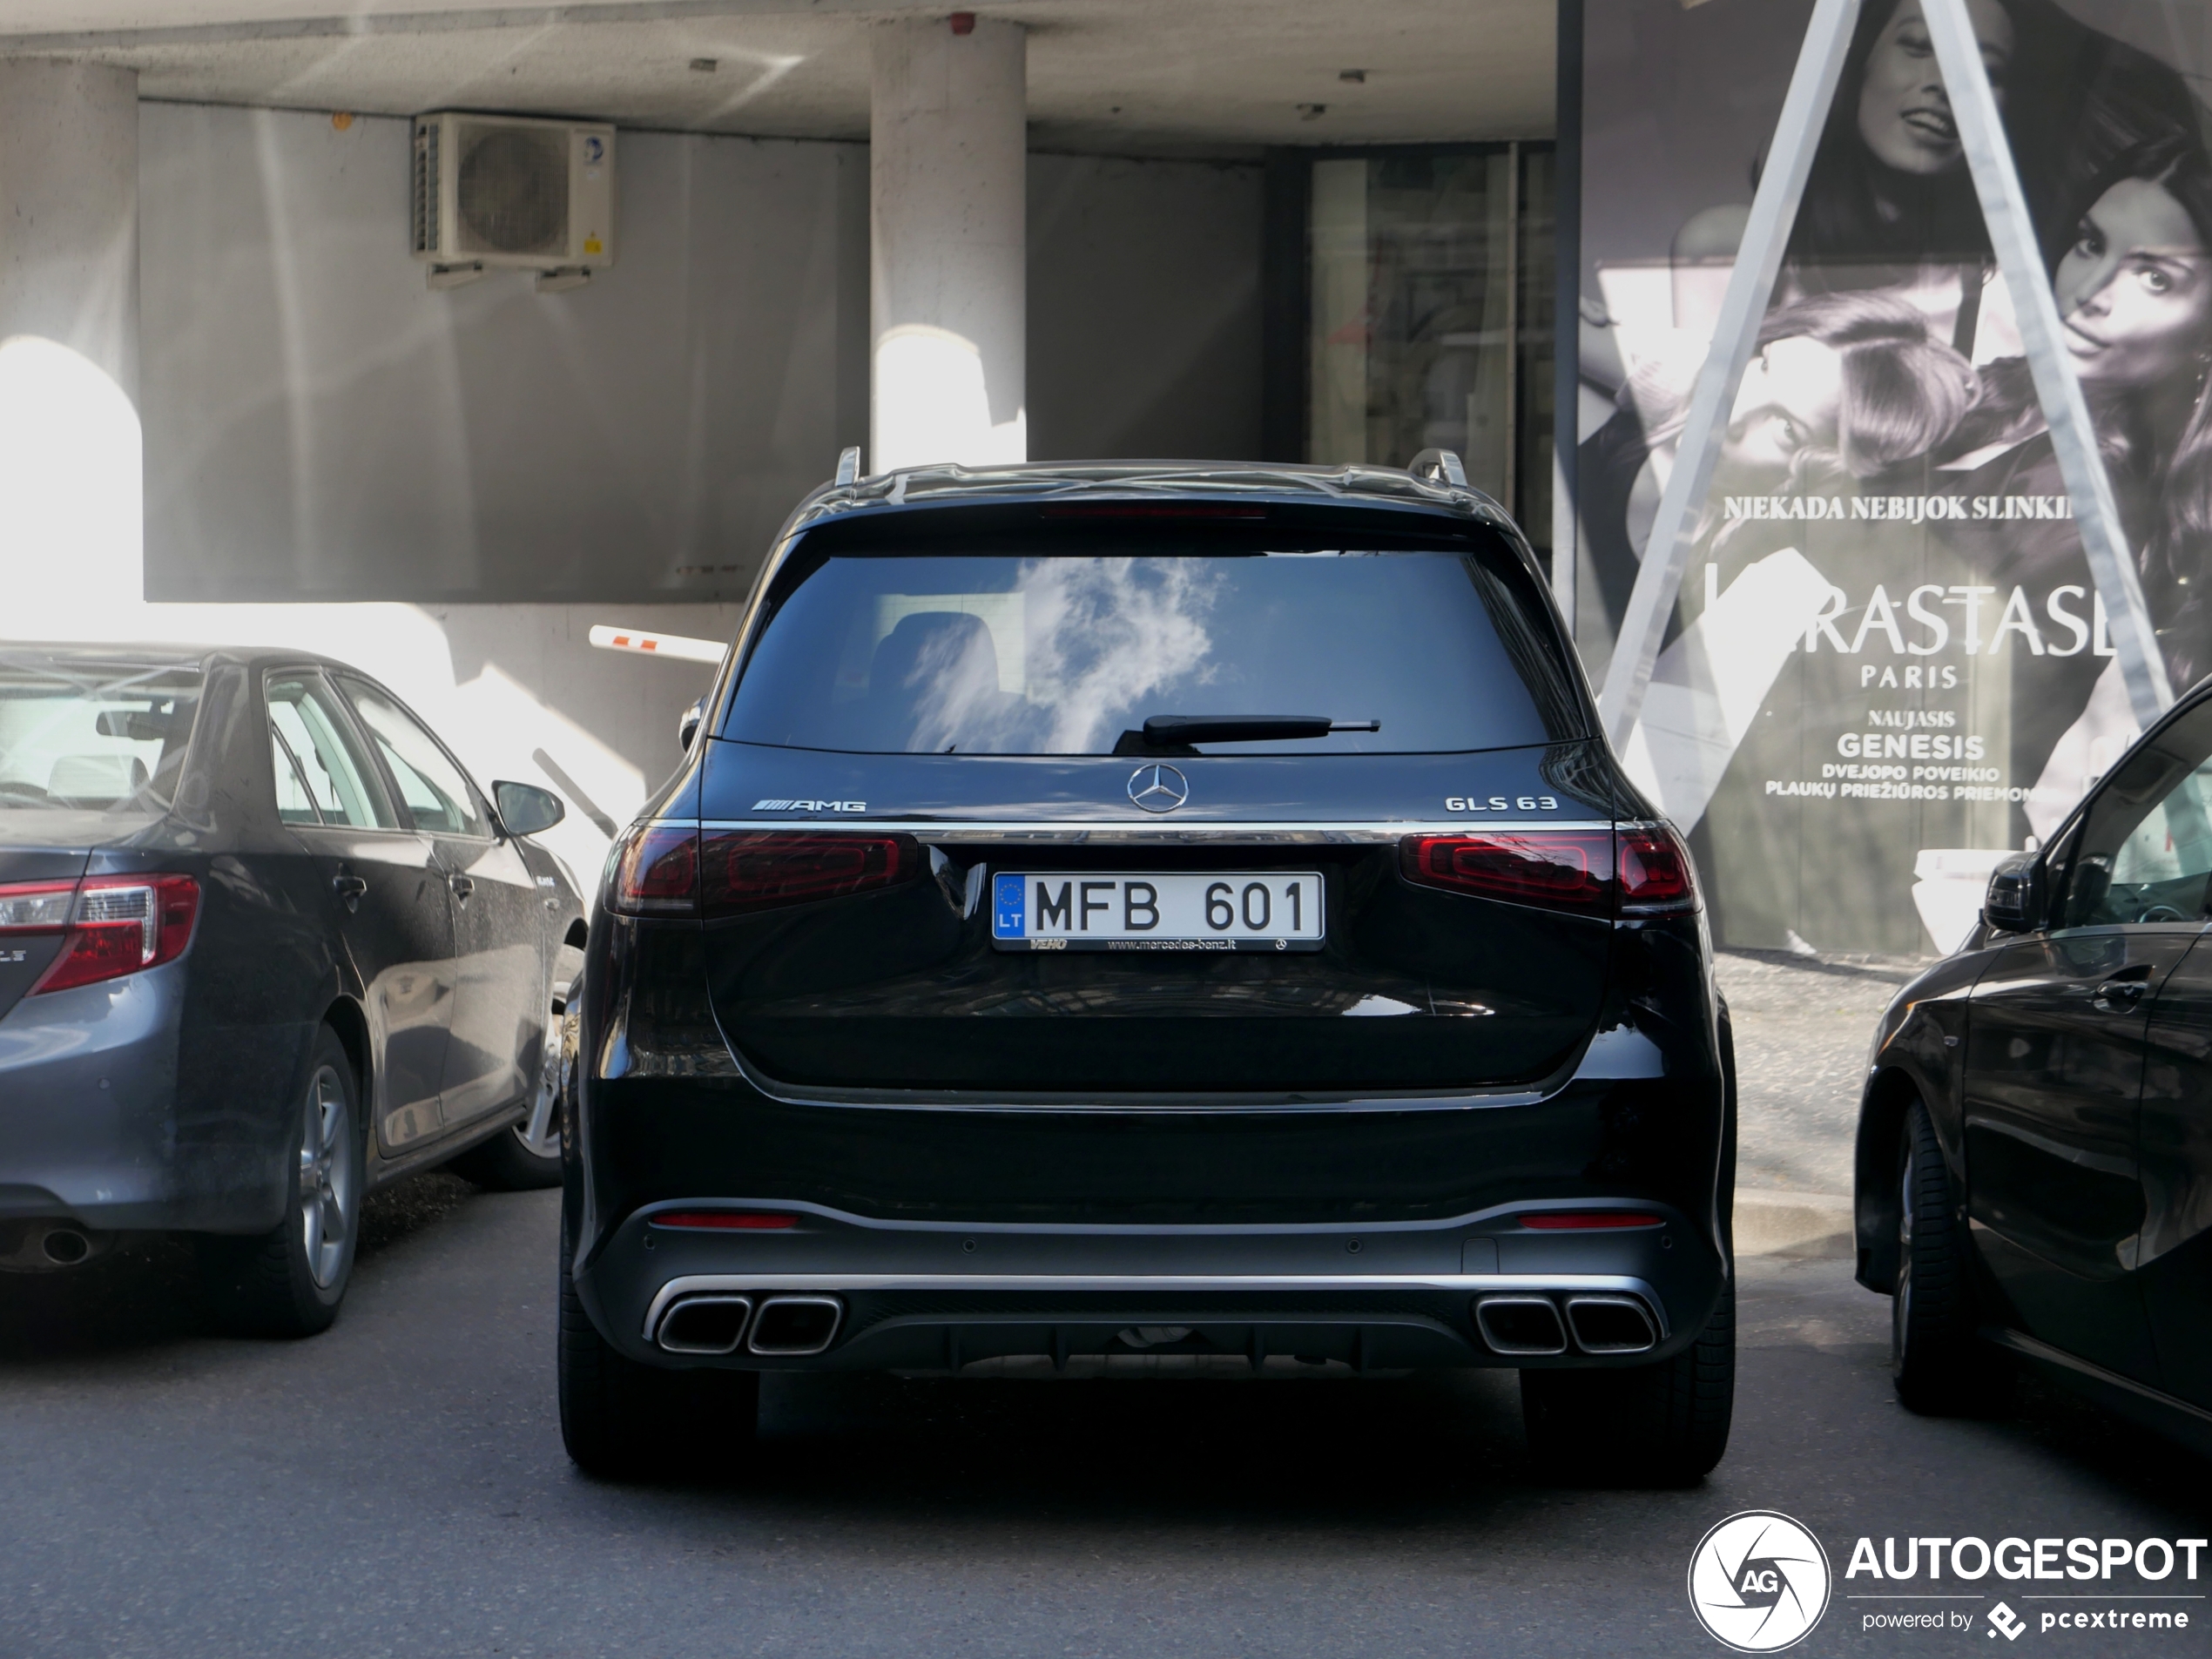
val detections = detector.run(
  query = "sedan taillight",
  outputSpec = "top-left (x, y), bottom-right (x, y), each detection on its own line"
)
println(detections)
top-left (0, 874), bottom-right (202, 995)
top-left (1399, 826), bottom-right (1697, 918)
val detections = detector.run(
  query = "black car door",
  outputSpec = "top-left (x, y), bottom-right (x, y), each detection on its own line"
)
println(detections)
top-left (2135, 864), bottom-right (2212, 1406)
top-left (338, 677), bottom-right (544, 1136)
top-left (1959, 700), bottom-right (2212, 1386)
top-left (266, 671), bottom-right (458, 1156)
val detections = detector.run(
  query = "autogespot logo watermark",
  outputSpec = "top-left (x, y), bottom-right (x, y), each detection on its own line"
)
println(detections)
top-left (1689, 1517), bottom-right (2209, 1646)
top-left (1689, 1511), bottom-right (1833, 1652)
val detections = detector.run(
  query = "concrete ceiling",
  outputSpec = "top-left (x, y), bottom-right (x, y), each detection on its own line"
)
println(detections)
top-left (0, 0), bottom-right (1556, 156)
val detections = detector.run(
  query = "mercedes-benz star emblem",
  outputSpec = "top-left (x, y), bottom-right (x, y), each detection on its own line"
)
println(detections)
top-left (1127, 763), bottom-right (1190, 814)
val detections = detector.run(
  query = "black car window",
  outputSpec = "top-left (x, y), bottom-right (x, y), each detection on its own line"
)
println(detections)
top-left (2054, 700), bottom-right (2212, 929)
top-left (341, 679), bottom-right (490, 839)
top-left (723, 541), bottom-right (1581, 756)
top-left (267, 676), bottom-right (397, 830)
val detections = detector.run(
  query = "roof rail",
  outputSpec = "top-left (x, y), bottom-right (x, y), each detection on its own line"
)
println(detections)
top-left (1406, 448), bottom-right (1468, 488)
top-left (834, 446), bottom-right (862, 487)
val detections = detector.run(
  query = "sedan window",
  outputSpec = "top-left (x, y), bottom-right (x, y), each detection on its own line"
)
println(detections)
top-left (341, 680), bottom-right (489, 840)
top-left (270, 727), bottom-right (321, 826)
top-left (267, 677), bottom-right (396, 830)
top-left (0, 654), bottom-right (200, 824)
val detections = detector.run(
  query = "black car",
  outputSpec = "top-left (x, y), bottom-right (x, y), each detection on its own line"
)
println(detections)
top-left (559, 457), bottom-right (1736, 1481)
top-left (1857, 678), bottom-right (2212, 1453)
top-left (0, 645), bottom-right (587, 1332)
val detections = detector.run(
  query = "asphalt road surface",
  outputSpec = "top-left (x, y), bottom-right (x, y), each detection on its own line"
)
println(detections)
top-left (2, 1175), bottom-right (2204, 1658)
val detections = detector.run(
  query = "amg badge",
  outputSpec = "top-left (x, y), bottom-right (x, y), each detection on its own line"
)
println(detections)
top-left (752, 799), bottom-right (867, 813)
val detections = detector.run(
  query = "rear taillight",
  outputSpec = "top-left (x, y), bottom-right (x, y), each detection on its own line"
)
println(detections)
top-left (1400, 832), bottom-right (1614, 914)
top-left (0, 881), bottom-right (77, 934)
top-left (608, 825), bottom-right (700, 916)
top-left (605, 826), bottom-right (921, 918)
top-left (1399, 825), bottom-right (1698, 918)
top-left (0, 874), bottom-right (202, 995)
top-left (698, 831), bottom-right (919, 917)
top-left (1616, 826), bottom-right (1698, 915)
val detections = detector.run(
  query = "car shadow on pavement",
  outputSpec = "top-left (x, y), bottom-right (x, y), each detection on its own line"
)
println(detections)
top-left (648, 1365), bottom-right (1570, 1525)
top-left (0, 1171), bottom-right (483, 1362)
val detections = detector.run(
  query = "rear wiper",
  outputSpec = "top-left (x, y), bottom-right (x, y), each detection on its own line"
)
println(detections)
top-left (1118, 715), bottom-right (1381, 753)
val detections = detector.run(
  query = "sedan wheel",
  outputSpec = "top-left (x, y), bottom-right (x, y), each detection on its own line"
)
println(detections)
top-left (197, 1025), bottom-right (364, 1337)
top-left (448, 1000), bottom-right (569, 1191)
top-left (517, 1008), bottom-right (564, 1159)
top-left (299, 1062), bottom-right (357, 1289)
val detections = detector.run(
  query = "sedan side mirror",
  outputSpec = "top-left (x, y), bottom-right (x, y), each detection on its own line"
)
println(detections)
top-left (1983, 852), bottom-right (2044, 934)
top-left (678, 697), bottom-right (705, 751)
top-left (493, 780), bottom-right (566, 838)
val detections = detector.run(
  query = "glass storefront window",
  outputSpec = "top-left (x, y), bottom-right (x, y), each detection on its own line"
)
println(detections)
top-left (1304, 145), bottom-right (1555, 550)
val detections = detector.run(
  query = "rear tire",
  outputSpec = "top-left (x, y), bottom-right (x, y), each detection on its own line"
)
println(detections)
top-left (1521, 1280), bottom-right (1736, 1486)
top-left (197, 1026), bottom-right (363, 1338)
top-left (557, 1190), bottom-right (759, 1480)
top-left (1892, 1098), bottom-right (1999, 1413)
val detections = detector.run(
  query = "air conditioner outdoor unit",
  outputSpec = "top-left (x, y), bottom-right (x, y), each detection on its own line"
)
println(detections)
top-left (411, 111), bottom-right (616, 292)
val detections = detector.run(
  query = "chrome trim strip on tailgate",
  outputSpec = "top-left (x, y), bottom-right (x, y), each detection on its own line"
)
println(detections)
top-left (644, 1272), bottom-right (1671, 1340)
top-left (693, 818), bottom-right (1613, 843)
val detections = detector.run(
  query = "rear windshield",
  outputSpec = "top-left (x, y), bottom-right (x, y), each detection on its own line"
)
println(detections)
top-left (0, 655), bottom-right (203, 823)
top-left (722, 541), bottom-right (1582, 756)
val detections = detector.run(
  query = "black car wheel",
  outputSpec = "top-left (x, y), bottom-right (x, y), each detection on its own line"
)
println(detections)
top-left (197, 1024), bottom-right (363, 1338)
top-left (558, 1188), bottom-right (759, 1480)
top-left (1892, 1098), bottom-right (1997, 1413)
top-left (1521, 1279), bottom-right (1735, 1486)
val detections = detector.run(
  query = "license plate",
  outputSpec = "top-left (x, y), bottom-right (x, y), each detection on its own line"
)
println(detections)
top-left (990, 872), bottom-right (1325, 951)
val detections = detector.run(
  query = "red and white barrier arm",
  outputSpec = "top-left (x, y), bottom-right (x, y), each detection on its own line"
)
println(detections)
top-left (587, 625), bottom-right (726, 665)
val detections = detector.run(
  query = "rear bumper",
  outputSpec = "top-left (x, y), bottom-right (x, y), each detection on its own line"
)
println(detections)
top-left (0, 960), bottom-right (296, 1234)
top-left (571, 1197), bottom-right (1726, 1372)
top-left (0, 962), bottom-right (186, 1230)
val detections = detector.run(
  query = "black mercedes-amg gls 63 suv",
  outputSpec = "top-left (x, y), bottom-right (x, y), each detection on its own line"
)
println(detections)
top-left (557, 455), bottom-right (1736, 1483)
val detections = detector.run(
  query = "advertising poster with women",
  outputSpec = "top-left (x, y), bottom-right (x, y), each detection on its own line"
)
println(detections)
top-left (1577, 0), bottom-right (2212, 954)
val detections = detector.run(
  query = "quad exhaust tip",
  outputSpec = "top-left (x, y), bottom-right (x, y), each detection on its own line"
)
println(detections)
top-left (656, 1294), bottom-right (753, 1354)
top-left (653, 1292), bottom-right (846, 1357)
top-left (748, 1294), bottom-right (843, 1355)
top-left (1474, 1295), bottom-right (1567, 1356)
top-left (1474, 1292), bottom-right (1658, 1357)
top-left (1563, 1294), bottom-right (1657, 1354)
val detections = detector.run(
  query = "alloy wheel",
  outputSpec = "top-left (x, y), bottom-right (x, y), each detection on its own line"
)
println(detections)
top-left (517, 1005), bottom-right (563, 1159)
top-left (298, 1063), bottom-right (355, 1290)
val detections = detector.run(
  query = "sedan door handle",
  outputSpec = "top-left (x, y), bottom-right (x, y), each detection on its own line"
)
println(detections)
top-left (448, 875), bottom-right (474, 901)
top-left (2093, 978), bottom-right (2148, 1011)
top-left (332, 873), bottom-right (368, 914)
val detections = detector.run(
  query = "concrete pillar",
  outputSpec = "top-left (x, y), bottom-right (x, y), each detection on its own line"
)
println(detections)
top-left (0, 59), bottom-right (139, 396)
top-left (0, 59), bottom-right (142, 606)
top-left (869, 16), bottom-right (1026, 471)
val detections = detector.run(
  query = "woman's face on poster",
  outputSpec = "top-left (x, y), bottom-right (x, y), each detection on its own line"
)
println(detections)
top-left (1722, 336), bottom-right (1846, 487)
top-left (1855, 0), bottom-right (2015, 178)
top-left (2056, 178), bottom-right (2212, 392)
